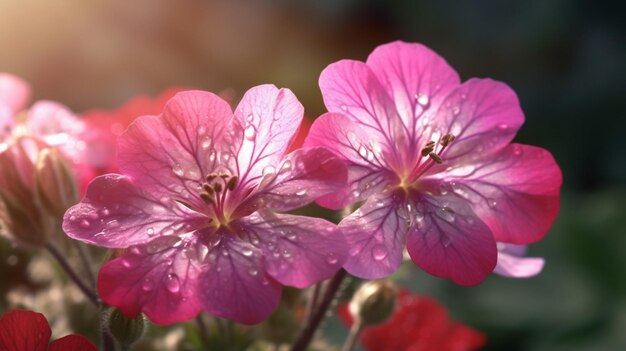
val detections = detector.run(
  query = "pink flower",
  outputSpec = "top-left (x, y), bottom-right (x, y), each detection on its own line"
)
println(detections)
top-left (63, 86), bottom-right (348, 325)
top-left (0, 309), bottom-right (97, 351)
top-left (0, 73), bottom-right (92, 193)
top-left (305, 41), bottom-right (562, 285)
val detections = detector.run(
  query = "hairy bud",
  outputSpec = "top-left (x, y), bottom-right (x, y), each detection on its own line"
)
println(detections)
top-left (349, 280), bottom-right (396, 327)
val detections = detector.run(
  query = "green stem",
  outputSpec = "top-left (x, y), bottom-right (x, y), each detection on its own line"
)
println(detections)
top-left (340, 320), bottom-right (363, 351)
top-left (290, 270), bottom-right (347, 351)
top-left (45, 241), bottom-right (99, 306)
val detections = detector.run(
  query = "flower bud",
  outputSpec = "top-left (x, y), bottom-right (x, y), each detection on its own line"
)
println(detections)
top-left (106, 308), bottom-right (146, 347)
top-left (349, 280), bottom-right (396, 327)
top-left (35, 148), bottom-right (78, 220)
top-left (0, 137), bottom-right (52, 246)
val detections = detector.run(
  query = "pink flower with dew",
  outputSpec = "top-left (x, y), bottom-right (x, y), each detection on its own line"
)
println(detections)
top-left (305, 41), bottom-right (562, 285)
top-left (63, 86), bottom-right (348, 325)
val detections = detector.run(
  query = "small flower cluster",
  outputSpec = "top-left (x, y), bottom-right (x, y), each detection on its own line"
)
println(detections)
top-left (0, 41), bottom-right (561, 349)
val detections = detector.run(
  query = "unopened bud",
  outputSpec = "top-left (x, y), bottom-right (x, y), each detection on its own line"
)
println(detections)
top-left (349, 280), bottom-right (396, 327)
top-left (35, 148), bottom-right (78, 220)
top-left (107, 308), bottom-right (146, 347)
top-left (0, 137), bottom-right (52, 246)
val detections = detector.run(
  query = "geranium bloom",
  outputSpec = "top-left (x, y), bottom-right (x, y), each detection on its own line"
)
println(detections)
top-left (305, 41), bottom-right (562, 285)
top-left (338, 290), bottom-right (486, 351)
top-left (0, 309), bottom-right (97, 351)
top-left (63, 86), bottom-right (348, 324)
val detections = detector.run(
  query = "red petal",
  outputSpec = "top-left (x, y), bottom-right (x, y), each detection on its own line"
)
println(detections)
top-left (0, 309), bottom-right (51, 351)
top-left (49, 335), bottom-right (98, 351)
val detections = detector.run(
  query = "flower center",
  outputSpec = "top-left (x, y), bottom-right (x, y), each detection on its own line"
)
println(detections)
top-left (397, 133), bottom-right (456, 191)
top-left (195, 172), bottom-right (239, 229)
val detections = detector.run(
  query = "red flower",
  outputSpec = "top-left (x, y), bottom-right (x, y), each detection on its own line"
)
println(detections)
top-left (0, 309), bottom-right (97, 351)
top-left (339, 290), bottom-right (486, 351)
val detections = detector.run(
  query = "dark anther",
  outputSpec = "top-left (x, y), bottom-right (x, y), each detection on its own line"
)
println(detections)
top-left (200, 192), bottom-right (214, 203)
top-left (428, 152), bottom-right (443, 164)
top-left (213, 182), bottom-right (223, 193)
top-left (226, 176), bottom-right (238, 191)
top-left (440, 134), bottom-right (456, 147)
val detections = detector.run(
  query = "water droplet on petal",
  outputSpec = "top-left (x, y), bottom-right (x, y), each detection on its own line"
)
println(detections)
top-left (172, 164), bottom-right (184, 177)
top-left (488, 199), bottom-right (498, 208)
top-left (242, 247), bottom-right (253, 257)
top-left (452, 106), bottom-right (461, 116)
top-left (247, 267), bottom-right (259, 276)
top-left (209, 151), bottom-right (216, 162)
top-left (296, 189), bottom-right (307, 196)
top-left (80, 219), bottom-right (90, 228)
top-left (201, 136), bottom-right (212, 149)
top-left (244, 125), bottom-right (256, 140)
top-left (121, 258), bottom-right (134, 268)
top-left (513, 145), bottom-right (523, 156)
top-left (349, 246), bottom-right (361, 256)
top-left (417, 93), bottom-right (430, 106)
top-left (372, 245), bottom-right (388, 261)
top-left (165, 273), bottom-right (180, 293)
top-left (437, 207), bottom-right (455, 222)
top-left (147, 227), bottom-right (155, 236)
top-left (142, 278), bottom-right (154, 292)
top-left (106, 220), bottom-right (120, 228)
top-left (340, 104), bottom-right (348, 112)
top-left (282, 249), bottom-right (292, 259)
top-left (99, 208), bottom-right (110, 216)
top-left (498, 123), bottom-right (509, 130)
top-left (287, 232), bottom-right (297, 240)
top-left (246, 113), bottom-right (254, 122)
top-left (326, 253), bottom-right (338, 265)
top-left (262, 166), bottom-right (276, 177)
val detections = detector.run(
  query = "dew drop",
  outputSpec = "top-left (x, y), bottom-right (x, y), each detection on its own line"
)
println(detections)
top-left (172, 164), bottom-right (184, 177)
top-left (349, 246), bottom-right (361, 256)
top-left (147, 227), bottom-right (155, 236)
top-left (121, 258), bottom-right (134, 268)
top-left (244, 125), bottom-right (256, 140)
top-left (282, 249), bottom-right (292, 258)
top-left (197, 244), bottom-right (209, 262)
top-left (242, 247), bottom-right (254, 257)
top-left (296, 189), bottom-right (307, 196)
top-left (142, 278), bottom-right (154, 292)
top-left (326, 253), bottom-right (338, 265)
top-left (165, 273), bottom-right (181, 293)
top-left (247, 267), bottom-right (259, 276)
top-left (221, 153), bottom-right (231, 161)
top-left (221, 249), bottom-right (230, 257)
top-left (442, 236), bottom-right (452, 248)
top-left (452, 106), bottom-right (461, 116)
top-left (201, 136), bottom-right (212, 149)
top-left (209, 151), bottom-right (216, 162)
top-left (488, 199), bottom-right (498, 208)
top-left (262, 166), bottom-right (276, 177)
top-left (246, 113), bottom-right (254, 122)
top-left (106, 220), bottom-right (120, 228)
top-left (498, 123), bottom-right (509, 131)
top-left (99, 208), bottom-right (110, 216)
top-left (280, 160), bottom-right (292, 173)
top-left (437, 207), bottom-right (455, 222)
top-left (80, 219), bottom-right (90, 228)
top-left (513, 145), bottom-right (523, 156)
top-left (371, 245), bottom-right (388, 261)
top-left (417, 93), bottom-right (430, 106)
top-left (287, 232), bottom-right (297, 240)
top-left (69, 215), bottom-right (77, 222)
top-left (340, 104), bottom-right (348, 112)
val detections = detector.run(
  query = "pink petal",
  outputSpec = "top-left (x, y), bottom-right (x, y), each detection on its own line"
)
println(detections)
top-left (406, 194), bottom-right (497, 286)
top-left (0, 73), bottom-right (30, 114)
top-left (118, 91), bottom-right (235, 205)
top-left (431, 78), bottom-right (525, 164)
top-left (240, 211), bottom-right (346, 288)
top-left (304, 112), bottom-right (392, 209)
top-left (233, 85), bottom-right (304, 185)
top-left (0, 309), bottom-right (51, 351)
top-left (198, 235), bottom-right (282, 324)
top-left (26, 101), bottom-right (85, 141)
top-left (436, 143), bottom-right (562, 244)
top-left (319, 59), bottom-right (405, 145)
top-left (366, 41), bottom-right (460, 144)
top-left (49, 335), bottom-right (97, 351)
top-left (97, 237), bottom-right (203, 325)
top-left (63, 174), bottom-right (206, 248)
top-left (340, 194), bottom-right (408, 279)
top-left (494, 243), bottom-right (544, 278)
top-left (253, 147), bottom-right (347, 212)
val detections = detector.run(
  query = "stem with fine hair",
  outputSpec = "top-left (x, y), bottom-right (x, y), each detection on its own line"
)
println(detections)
top-left (196, 314), bottom-right (211, 348)
top-left (45, 241), bottom-right (99, 306)
top-left (73, 240), bottom-right (96, 288)
top-left (303, 283), bottom-right (322, 324)
top-left (341, 321), bottom-right (363, 351)
top-left (290, 269), bottom-right (347, 351)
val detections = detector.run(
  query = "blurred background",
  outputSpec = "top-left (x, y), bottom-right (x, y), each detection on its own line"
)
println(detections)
top-left (0, 0), bottom-right (624, 350)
